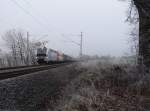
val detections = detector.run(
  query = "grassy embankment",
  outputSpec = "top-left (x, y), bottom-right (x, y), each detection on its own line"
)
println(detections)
top-left (48, 60), bottom-right (150, 111)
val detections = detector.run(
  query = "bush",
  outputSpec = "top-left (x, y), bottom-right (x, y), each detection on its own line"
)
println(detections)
top-left (48, 61), bottom-right (149, 111)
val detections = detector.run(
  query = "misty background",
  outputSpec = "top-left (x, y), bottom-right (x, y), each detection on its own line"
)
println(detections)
top-left (0, 0), bottom-right (131, 57)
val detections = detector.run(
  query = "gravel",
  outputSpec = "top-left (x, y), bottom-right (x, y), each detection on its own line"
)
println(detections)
top-left (0, 63), bottom-right (79, 111)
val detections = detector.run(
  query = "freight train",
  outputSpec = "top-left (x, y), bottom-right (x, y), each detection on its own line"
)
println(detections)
top-left (36, 47), bottom-right (74, 64)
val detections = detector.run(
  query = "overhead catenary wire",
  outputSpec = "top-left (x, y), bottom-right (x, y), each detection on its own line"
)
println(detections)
top-left (20, 0), bottom-right (65, 37)
top-left (61, 32), bottom-right (83, 57)
top-left (20, 0), bottom-right (59, 39)
top-left (9, 0), bottom-right (81, 56)
top-left (61, 34), bottom-right (80, 46)
top-left (20, 0), bottom-right (81, 44)
top-left (21, 0), bottom-right (54, 28)
top-left (10, 0), bottom-right (52, 32)
top-left (22, 0), bottom-right (32, 7)
top-left (10, 0), bottom-right (69, 44)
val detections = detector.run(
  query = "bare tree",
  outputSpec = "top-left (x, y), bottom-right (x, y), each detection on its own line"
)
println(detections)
top-left (2, 30), bottom-right (18, 66)
top-left (118, 0), bottom-right (139, 64)
top-left (2, 29), bottom-right (37, 67)
top-left (123, 0), bottom-right (150, 67)
top-left (127, 4), bottom-right (139, 65)
top-left (0, 49), bottom-right (4, 67)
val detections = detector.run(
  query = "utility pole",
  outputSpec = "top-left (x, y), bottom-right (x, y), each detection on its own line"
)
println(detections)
top-left (27, 32), bottom-right (30, 65)
top-left (62, 32), bottom-right (83, 58)
top-left (80, 32), bottom-right (83, 57)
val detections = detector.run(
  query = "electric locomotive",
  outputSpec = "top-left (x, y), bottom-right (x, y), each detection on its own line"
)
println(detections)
top-left (36, 47), bottom-right (74, 64)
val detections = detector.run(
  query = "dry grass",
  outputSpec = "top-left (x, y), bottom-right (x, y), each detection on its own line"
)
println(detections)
top-left (48, 61), bottom-right (150, 111)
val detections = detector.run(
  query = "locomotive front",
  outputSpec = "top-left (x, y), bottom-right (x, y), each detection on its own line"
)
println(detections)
top-left (36, 47), bottom-right (47, 64)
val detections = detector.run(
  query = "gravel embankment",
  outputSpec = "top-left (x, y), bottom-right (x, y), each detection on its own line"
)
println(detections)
top-left (0, 63), bottom-right (79, 111)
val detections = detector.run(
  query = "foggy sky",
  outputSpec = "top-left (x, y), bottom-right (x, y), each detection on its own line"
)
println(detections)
top-left (0, 0), bottom-right (131, 57)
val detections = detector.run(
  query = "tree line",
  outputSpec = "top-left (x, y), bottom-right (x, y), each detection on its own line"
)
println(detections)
top-left (0, 29), bottom-right (37, 68)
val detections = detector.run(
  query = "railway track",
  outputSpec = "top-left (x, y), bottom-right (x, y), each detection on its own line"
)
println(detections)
top-left (0, 65), bottom-right (40, 71)
top-left (0, 62), bottom-right (72, 81)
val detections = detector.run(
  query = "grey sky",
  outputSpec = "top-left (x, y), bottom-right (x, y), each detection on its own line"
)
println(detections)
top-left (0, 0), bottom-right (131, 57)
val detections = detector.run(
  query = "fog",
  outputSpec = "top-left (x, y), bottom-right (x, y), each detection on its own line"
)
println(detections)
top-left (0, 0), bottom-right (131, 57)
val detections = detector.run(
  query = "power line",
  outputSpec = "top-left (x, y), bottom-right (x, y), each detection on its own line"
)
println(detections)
top-left (61, 32), bottom-right (83, 57)
top-left (10, 0), bottom-right (51, 32)
top-left (9, 0), bottom-right (81, 53)
top-left (11, 0), bottom-right (67, 42)
top-left (21, 0), bottom-right (61, 33)
top-left (20, 0), bottom-right (72, 42)
top-left (22, 0), bottom-right (32, 7)
top-left (21, 0), bottom-right (48, 22)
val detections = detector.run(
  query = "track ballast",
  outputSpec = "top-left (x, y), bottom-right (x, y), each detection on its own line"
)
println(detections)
top-left (0, 62), bottom-right (72, 81)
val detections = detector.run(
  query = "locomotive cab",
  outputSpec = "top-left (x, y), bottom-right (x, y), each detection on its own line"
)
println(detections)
top-left (37, 47), bottom-right (47, 64)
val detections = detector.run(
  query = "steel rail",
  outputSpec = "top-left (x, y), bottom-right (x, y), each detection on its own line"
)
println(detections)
top-left (0, 62), bottom-right (72, 81)
top-left (0, 65), bottom-right (40, 71)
